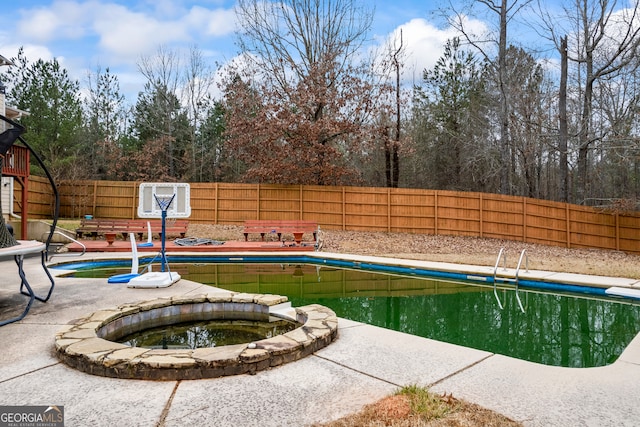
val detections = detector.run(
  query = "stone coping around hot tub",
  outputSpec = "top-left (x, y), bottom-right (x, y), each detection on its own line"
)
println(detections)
top-left (54, 293), bottom-right (338, 380)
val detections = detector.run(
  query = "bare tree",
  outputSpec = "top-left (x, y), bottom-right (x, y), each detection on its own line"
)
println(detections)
top-left (539, 0), bottom-right (640, 203)
top-left (136, 45), bottom-right (182, 177)
top-left (559, 35), bottom-right (569, 202)
top-left (181, 46), bottom-right (216, 181)
top-left (137, 45), bottom-right (181, 96)
top-left (235, 0), bottom-right (373, 92)
top-left (224, 0), bottom-right (379, 185)
top-left (387, 29), bottom-right (404, 188)
top-left (589, 65), bottom-right (640, 202)
top-left (444, 0), bottom-right (534, 195)
top-left (504, 46), bottom-right (550, 198)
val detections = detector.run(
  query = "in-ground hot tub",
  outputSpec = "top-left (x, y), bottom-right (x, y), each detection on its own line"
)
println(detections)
top-left (55, 293), bottom-right (338, 380)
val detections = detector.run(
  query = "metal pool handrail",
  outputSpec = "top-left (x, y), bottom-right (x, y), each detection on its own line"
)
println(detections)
top-left (493, 248), bottom-right (527, 313)
top-left (43, 231), bottom-right (86, 260)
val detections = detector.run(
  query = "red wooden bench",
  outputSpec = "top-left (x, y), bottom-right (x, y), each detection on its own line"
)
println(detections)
top-left (76, 218), bottom-right (189, 243)
top-left (243, 220), bottom-right (318, 244)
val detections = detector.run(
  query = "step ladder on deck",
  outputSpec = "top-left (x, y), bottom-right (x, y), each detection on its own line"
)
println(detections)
top-left (493, 248), bottom-right (528, 313)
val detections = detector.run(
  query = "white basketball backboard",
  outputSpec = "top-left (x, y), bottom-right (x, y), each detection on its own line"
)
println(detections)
top-left (137, 182), bottom-right (191, 218)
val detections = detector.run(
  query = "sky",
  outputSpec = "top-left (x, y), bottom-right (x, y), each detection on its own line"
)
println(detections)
top-left (0, 0), bottom-right (544, 103)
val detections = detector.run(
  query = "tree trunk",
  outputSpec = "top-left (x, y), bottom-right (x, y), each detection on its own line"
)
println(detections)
top-left (390, 28), bottom-right (403, 188)
top-left (559, 36), bottom-right (569, 202)
top-left (498, 0), bottom-right (510, 194)
top-left (384, 127), bottom-right (392, 187)
top-left (577, 59), bottom-right (594, 204)
top-left (392, 142), bottom-right (399, 188)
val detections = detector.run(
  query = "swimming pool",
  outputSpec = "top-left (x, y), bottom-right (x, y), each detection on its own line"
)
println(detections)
top-left (56, 255), bottom-right (640, 368)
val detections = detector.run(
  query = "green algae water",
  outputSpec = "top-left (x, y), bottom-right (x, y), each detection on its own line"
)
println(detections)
top-left (71, 262), bottom-right (640, 367)
top-left (117, 318), bottom-right (298, 349)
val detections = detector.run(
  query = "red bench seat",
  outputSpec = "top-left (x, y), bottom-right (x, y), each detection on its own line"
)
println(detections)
top-left (243, 220), bottom-right (318, 244)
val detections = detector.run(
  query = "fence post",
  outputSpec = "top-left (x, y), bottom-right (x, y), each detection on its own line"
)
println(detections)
top-left (616, 212), bottom-right (620, 251)
top-left (479, 193), bottom-right (483, 238)
top-left (387, 188), bottom-right (391, 232)
top-left (92, 181), bottom-right (98, 217)
top-left (342, 187), bottom-right (346, 231)
top-left (256, 183), bottom-right (260, 220)
top-left (566, 204), bottom-right (571, 248)
top-left (523, 197), bottom-right (527, 243)
top-left (434, 191), bottom-right (439, 235)
top-left (214, 183), bottom-right (219, 224)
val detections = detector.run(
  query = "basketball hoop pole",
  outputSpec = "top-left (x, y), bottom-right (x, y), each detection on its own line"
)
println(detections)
top-left (128, 183), bottom-right (189, 288)
top-left (154, 193), bottom-right (176, 272)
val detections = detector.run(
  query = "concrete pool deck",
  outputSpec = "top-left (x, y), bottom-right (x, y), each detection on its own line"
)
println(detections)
top-left (1, 251), bottom-right (640, 426)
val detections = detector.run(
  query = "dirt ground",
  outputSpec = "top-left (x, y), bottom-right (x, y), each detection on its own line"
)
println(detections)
top-left (188, 223), bottom-right (640, 279)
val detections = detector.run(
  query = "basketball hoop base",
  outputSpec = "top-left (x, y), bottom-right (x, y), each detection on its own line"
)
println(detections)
top-left (127, 271), bottom-right (181, 288)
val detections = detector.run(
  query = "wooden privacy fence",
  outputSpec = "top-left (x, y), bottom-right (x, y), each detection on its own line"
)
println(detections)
top-left (20, 177), bottom-right (640, 254)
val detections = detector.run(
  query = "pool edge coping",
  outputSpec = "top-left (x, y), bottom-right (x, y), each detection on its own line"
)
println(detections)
top-left (49, 250), bottom-right (640, 290)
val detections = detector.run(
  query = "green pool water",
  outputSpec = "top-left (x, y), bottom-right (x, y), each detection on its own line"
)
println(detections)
top-left (71, 262), bottom-right (640, 367)
top-left (118, 318), bottom-right (299, 349)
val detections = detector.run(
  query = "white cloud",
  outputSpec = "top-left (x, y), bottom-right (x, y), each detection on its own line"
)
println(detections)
top-left (379, 16), bottom-right (489, 84)
top-left (178, 5), bottom-right (237, 40)
top-left (13, 0), bottom-right (237, 64)
top-left (93, 4), bottom-right (189, 60)
top-left (0, 43), bottom-right (55, 67)
top-left (17, 8), bottom-right (60, 42)
top-left (16, 0), bottom-right (96, 42)
top-left (144, 0), bottom-right (181, 17)
top-left (100, 4), bottom-right (236, 61)
top-left (190, 7), bottom-right (237, 37)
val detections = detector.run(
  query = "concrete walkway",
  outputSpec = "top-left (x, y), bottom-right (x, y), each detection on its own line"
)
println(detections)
top-left (1, 252), bottom-right (640, 426)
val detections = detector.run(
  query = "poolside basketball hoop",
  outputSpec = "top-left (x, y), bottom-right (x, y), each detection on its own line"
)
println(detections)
top-left (137, 182), bottom-right (190, 219)
top-left (127, 183), bottom-right (191, 288)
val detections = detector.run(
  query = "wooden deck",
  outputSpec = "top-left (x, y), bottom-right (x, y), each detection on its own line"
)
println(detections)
top-left (67, 238), bottom-right (317, 253)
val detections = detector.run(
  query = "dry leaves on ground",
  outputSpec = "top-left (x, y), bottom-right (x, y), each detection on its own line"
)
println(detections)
top-left (316, 390), bottom-right (523, 427)
top-left (188, 224), bottom-right (640, 279)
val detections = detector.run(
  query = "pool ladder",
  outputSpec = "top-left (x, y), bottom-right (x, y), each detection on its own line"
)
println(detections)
top-left (43, 230), bottom-right (86, 260)
top-left (493, 248), bottom-right (528, 313)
